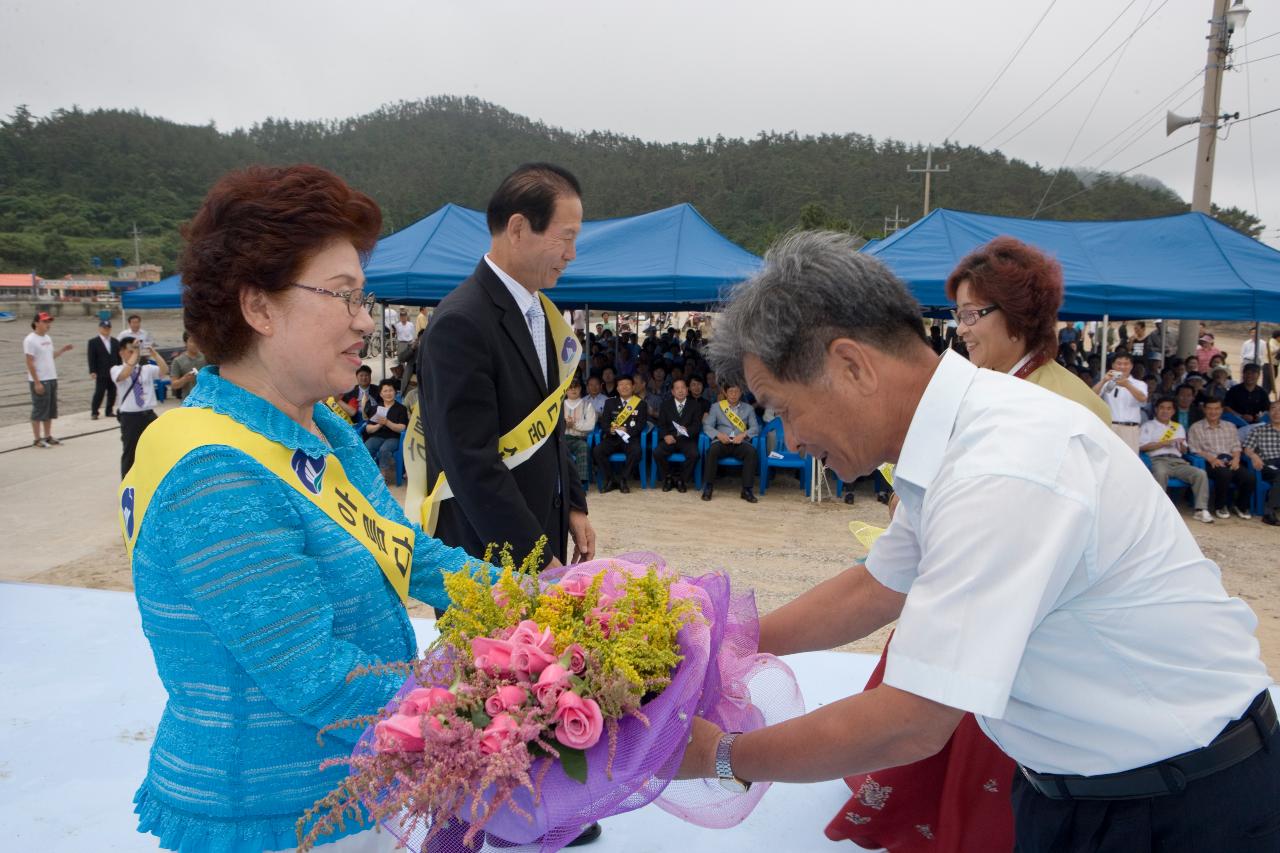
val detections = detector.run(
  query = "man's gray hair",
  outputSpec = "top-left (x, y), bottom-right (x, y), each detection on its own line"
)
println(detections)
top-left (708, 230), bottom-right (928, 387)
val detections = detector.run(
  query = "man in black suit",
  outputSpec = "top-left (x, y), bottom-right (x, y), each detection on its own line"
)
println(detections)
top-left (654, 378), bottom-right (701, 492)
top-left (86, 318), bottom-right (121, 419)
top-left (419, 163), bottom-right (595, 573)
top-left (594, 375), bottom-right (646, 493)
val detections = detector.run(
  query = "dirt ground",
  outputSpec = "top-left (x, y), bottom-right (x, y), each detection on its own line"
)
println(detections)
top-left (5, 309), bottom-right (1277, 674)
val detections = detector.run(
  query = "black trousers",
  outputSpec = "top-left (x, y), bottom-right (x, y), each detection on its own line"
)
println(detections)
top-left (593, 433), bottom-right (640, 482)
top-left (91, 375), bottom-right (117, 417)
top-left (1206, 463), bottom-right (1255, 511)
top-left (1263, 464), bottom-right (1280, 512)
top-left (119, 409), bottom-right (157, 477)
top-left (704, 440), bottom-right (757, 490)
top-left (1011, 701), bottom-right (1280, 852)
top-left (654, 436), bottom-right (697, 482)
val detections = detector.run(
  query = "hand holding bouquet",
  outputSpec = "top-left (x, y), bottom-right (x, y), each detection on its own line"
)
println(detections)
top-left (298, 545), bottom-right (803, 853)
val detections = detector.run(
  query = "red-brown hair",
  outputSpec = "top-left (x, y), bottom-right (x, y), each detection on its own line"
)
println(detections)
top-left (180, 164), bottom-right (382, 363)
top-left (944, 236), bottom-right (1063, 360)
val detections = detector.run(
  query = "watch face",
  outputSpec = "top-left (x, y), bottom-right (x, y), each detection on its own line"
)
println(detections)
top-left (717, 775), bottom-right (749, 794)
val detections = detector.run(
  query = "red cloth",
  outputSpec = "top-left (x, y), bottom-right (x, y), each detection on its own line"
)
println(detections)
top-left (824, 635), bottom-right (1015, 852)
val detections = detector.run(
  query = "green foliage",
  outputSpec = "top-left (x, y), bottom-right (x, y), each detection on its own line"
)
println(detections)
top-left (1210, 204), bottom-right (1265, 239)
top-left (0, 99), bottom-right (1265, 274)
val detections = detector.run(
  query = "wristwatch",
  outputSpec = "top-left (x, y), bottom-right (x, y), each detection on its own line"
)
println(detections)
top-left (715, 732), bottom-right (751, 793)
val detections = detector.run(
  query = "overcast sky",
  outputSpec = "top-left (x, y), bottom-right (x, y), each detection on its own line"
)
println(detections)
top-left (3, 0), bottom-right (1277, 247)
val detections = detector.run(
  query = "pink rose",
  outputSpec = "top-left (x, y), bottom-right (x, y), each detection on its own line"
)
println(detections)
top-left (509, 619), bottom-right (556, 654)
top-left (511, 642), bottom-right (558, 677)
top-left (484, 684), bottom-right (528, 717)
top-left (478, 712), bottom-right (521, 755)
top-left (553, 691), bottom-right (603, 750)
top-left (556, 569), bottom-right (596, 598)
top-left (399, 686), bottom-right (455, 716)
top-left (492, 584), bottom-right (510, 608)
top-left (534, 663), bottom-right (570, 707)
top-left (375, 712), bottom-right (442, 753)
top-left (472, 637), bottom-right (516, 675)
top-left (562, 643), bottom-right (587, 675)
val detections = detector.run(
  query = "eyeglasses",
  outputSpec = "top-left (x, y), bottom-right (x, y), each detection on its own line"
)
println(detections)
top-left (289, 283), bottom-right (376, 316)
top-left (950, 305), bottom-right (1000, 326)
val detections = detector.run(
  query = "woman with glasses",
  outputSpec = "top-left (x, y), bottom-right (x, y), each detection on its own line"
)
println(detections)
top-left (125, 165), bottom-right (490, 853)
top-left (828, 236), bottom-right (1110, 853)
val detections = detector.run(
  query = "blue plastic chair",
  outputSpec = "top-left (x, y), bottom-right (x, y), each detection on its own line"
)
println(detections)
top-left (647, 428), bottom-right (702, 490)
top-left (698, 432), bottom-right (760, 486)
top-left (154, 378), bottom-right (171, 402)
top-left (758, 418), bottom-right (812, 496)
top-left (1140, 452), bottom-right (1205, 508)
top-left (591, 424), bottom-right (652, 489)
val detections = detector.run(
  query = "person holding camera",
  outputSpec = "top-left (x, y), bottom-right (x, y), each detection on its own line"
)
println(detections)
top-left (1093, 352), bottom-right (1147, 453)
top-left (112, 334), bottom-right (168, 477)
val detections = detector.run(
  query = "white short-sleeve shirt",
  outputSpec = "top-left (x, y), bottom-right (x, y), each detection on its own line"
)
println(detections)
top-left (866, 351), bottom-right (1272, 775)
top-left (23, 332), bottom-right (57, 381)
top-left (1100, 379), bottom-right (1143, 424)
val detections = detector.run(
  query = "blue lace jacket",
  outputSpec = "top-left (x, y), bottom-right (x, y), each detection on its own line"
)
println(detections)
top-left (132, 367), bottom-right (480, 852)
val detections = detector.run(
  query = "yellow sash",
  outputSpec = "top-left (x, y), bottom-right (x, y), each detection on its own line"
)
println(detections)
top-left (720, 399), bottom-right (748, 433)
top-left (877, 463), bottom-right (895, 486)
top-left (324, 396), bottom-right (354, 424)
top-left (611, 397), bottom-right (640, 430)
top-left (406, 291), bottom-right (581, 536)
top-left (119, 407), bottom-right (414, 604)
top-left (1159, 423), bottom-right (1179, 443)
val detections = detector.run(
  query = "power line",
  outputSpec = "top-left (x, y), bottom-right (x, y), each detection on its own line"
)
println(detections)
top-left (1036, 106), bottom-right (1280, 216)
top-left (1234, 50), bottom-right (1280, 68)
top-left (1075, 70), bottom-right (1201, 167)
top-left (993, 0), bottom-right (1171, 151)
top-left (944, 0), bottom-right (1059, 141)
top-left (1234, 30), bottom-right (1280, 51)
top-left (1032, 0), bottom-right (1155, 218)
top-left (977, 0), bottom-right (1140, 149)
top-left (1242, 25), bottom-right (1262, 225)
top-left (1035, 135), bottom-right (1198, 216)
top-left (1089, 82), bottom-right (1202, 174)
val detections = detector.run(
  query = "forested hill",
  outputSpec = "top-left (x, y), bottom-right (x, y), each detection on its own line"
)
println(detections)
top-left (0, 96), bottom-right (1263, 277)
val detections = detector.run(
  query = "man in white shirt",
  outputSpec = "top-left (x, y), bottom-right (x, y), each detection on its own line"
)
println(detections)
top-left (112, 334), bottom-right (168, 477)
top-left (1139, 396), bottom-right (1213, 523)
top-left (677, 232), bottom-right (1277, 852)
top-left (583, 375), bottom-right (608, 416)
top-left (1241, 328), bottom-right (1261, 368)
top-left (124, 314), bottom-right (152, 350)
top-left (393, 308), bottom-right (416, 366)
top-left (23, 311), bottom-right (73, 447)
top-left (1092, 352), bottom-right (1146, 452)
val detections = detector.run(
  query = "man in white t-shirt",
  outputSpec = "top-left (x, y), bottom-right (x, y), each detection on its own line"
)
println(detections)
top-left (1139, 396), bottom-right (1213, 523)
top-left (676, 233), bottom-right (1276, 852)
top-left (1092, 352), bottom-right (1146, 453)
top-left (112, 334), bottom-right (168, 477)
top-left (22, 311), bottom-right (73, 448)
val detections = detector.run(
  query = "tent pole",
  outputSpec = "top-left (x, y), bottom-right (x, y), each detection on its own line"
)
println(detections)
top-left (1251, 321), bottom-right (1261, 367)
top-left (1159, 319), bottom-right (1165, 366)
top-left (1102, 314), bottom-right (1109, 357)
top-left (380, 301), bottom-right (387, 380)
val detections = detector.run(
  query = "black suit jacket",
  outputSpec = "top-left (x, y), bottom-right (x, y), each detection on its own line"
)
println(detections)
top-left (419, 260), bottom-right (587, 567)
top-left (657, 396), bottom-right (702, 442)
top-left (87, 335), bottom-right (120, 375)
top-left (600, 396), bottom-right (647, 443)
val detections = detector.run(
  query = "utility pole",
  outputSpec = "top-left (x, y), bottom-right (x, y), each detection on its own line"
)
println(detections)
top-left (132, 222), bottom-right (142, 268)
top-left (907, 145), bottom-right (950, 217)
top-left (883, 205), bottom-right (909, 237)
top-left (1176, 0), bottom-right (1247, 358)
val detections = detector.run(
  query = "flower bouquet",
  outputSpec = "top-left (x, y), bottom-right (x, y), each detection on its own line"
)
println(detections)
top-left (297, 546), bottom-right (804, 853)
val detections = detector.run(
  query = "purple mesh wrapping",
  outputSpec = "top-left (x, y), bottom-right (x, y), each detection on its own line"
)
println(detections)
top-left (348, 553), bottom-right (805, 853)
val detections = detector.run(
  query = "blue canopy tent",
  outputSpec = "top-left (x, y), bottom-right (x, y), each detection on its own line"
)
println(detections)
top-left (363, 203), bottom-right (761, 309)
top-left (121, 274), bottom-right (183, 310)
top-left (864, 208), bottom-right (1280, 321)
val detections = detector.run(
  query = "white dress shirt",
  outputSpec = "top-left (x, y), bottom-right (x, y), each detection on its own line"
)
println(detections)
top-left (110, 363), bottom-right (160, 413)
top-left (866, 351), bottom-right (1271, 775)
top-left (1100, 378), bottom-right (1143, 424)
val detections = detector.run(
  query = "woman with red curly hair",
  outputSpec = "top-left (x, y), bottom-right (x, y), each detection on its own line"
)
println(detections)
top-left (827, 236), bottom-right (1109, 853)
top-left (123, 165), bottom-right (491, 853)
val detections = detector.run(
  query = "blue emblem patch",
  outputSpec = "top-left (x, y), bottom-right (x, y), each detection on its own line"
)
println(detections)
top-left (560, 336), bottom-right (578, 363)
top-left (291, 449), bottom-right (326, 494)
top-left (121, 487), bottom-right (136, 539)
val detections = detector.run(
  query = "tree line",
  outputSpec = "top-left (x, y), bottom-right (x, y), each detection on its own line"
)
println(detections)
top-left (0, 97), bottom-right (1265, 278)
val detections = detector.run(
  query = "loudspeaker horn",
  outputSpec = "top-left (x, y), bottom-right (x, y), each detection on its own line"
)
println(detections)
top-left (1166, 111), bottom-right (1199, 136)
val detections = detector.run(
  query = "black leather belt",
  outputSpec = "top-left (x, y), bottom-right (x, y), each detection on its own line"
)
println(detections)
top-left (1019, 691), bottom-right (1276, 801)
top-left (1111, 421), bottom-right (1139, 426)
